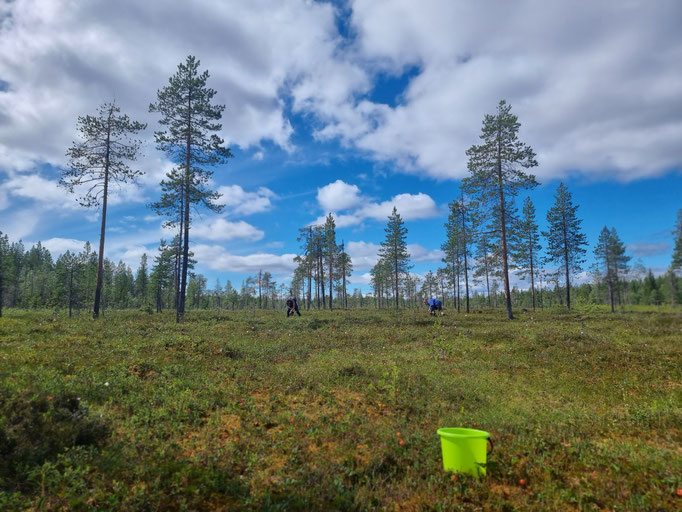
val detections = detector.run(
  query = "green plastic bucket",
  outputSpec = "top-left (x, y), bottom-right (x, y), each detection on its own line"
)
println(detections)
top-left (437, 427), bottom-right (493, 477)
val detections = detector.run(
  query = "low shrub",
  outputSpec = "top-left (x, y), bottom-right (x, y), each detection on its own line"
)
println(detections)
top-left (0, 388), bottom-right (109, 491)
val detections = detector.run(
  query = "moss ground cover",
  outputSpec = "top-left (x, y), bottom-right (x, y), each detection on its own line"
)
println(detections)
top-left (1, 308), bottom-right (680, 510)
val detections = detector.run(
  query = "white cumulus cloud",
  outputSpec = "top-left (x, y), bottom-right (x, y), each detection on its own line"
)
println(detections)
top-left (1, 0), bottom-right (678, 184)
top-left (192, 244), bottom-right (297, 274)
top-left (192, 218), bottom-right (264, 242)
top-left (217, 185), bottom-right (276, 216)
top-left (338, 0), bottom-right (682, 181)
top-left (347, 240), bottom-right (441, 270)
top-left (316, 180), bottom-right (362, 211)
top-left (40, 237), bottom-right (88, 256)
top-left (357, 193), bottom-right (440, 221)
top-left (312, 180), bottom-right (440, 227)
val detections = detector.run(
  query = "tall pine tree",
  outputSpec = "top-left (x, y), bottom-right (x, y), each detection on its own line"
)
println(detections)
top-left (61, 102), bottom-right (146, 318)
top-left (149, 55), bottom-right (233, 322)
top-left (463, 100), bottom-right (538, 319)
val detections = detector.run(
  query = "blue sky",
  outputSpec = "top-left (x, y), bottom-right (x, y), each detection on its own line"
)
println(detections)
top-left (1, 0), bottom-right (681, 293)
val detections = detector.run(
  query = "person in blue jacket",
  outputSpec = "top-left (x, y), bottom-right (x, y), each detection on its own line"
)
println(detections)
top-left (424, 297), bottom-right (443, 316)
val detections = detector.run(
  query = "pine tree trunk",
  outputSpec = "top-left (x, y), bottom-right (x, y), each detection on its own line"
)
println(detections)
top-left (93, 119), bottom-right (111, 319)
top-left (529, 238), bottom-right (536, 311)
top-left (307, 260), bottom-right (311, 310)
top-left (258, 270), bottom-right (262, 309)
top-left (315, 257), bottom-right (319, 308)
top-left (320, 252), bottom-right (326, 309)
top-left (68, 264), bottom-right (74, 318)
top-left (342, 263), bottom-right (347, 309)
top-left (177, 88), bottom-right (193, 323)
top-left (394, 249), bottom-right (399, 309)
top-left (562, 218), bottom-right (571, 310)
top-left (485, 249), bottom-right (491, 308)
top-left (174, 231), bottom-right (181, 312)
top-left (497, 162), bottom-right (514, 319)
top-left (329, 259), bottom-right (333, 311)
top-left (461, 195), bottom-right (470, 313)
top-left (464, 251), bottom-right (470, 314)
top-left (456, 267), bottom-right (460, 313)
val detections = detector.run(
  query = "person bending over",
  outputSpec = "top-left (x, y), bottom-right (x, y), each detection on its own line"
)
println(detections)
top-left (286, 297), bottom-right (301, 317)
top-left (424, 297), bottom-right (443, 316)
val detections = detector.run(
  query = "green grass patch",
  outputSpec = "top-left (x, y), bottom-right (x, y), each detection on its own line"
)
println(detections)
top-left (1, 308), bottom-right (680, 510)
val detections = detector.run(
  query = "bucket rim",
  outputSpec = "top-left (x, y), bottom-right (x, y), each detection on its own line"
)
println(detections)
top-left (437, 427), bottom-right (490, 439)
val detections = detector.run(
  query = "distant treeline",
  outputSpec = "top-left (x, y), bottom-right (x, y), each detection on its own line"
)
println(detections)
top-left (0, 232), bottom-right (679, 316)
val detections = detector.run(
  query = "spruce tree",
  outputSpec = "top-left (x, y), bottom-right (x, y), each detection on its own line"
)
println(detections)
top-left (441, 220), bottom-right (460, 308)
top-left (338, 241), bottom-right (353, 309)
top-left (135, 253), bottom-right (149, 306)
top-left (55, 251), bottom-right (82, 317)
top-left (463, 100), bottom-right (538, 319)
top-left (542, 183), bottom-right (588, 310)
top-left (0, 232), bottom-right (8, 317)
top-left (511, 196), bottom-right (542, 310)
top-left (61, 102), bottom-right (146, 318)
top-left (594, 226), bottom-right (629, 312)
top-left (150, 55), bottom-right (233, 322)
top-left (442, 194), bottom-right (475, 313)
top-left (296, 226), bottom-right (316, 310)
top-left (311, 226), bottom-right (326, 309)
top-left (672, 210), bottom-right (682, 272)
top-left (323, 213), bottom-right (338, 310)
top-left (421, 271), bottom-right (438, 300)
top-left (473, 233), bottom-right (498, 308)
top-left (378, 207), bottom-right (412, 308)
top-left (150, 240), bottom-right (174, 313)
top-left (667, 210), bottom-right (682, 306)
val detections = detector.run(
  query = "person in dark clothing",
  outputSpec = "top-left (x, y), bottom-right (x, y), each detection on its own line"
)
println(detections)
top-left (424, 297), bottom-right (443, 316)
top-left (286, 297), bottom-right (301, 317)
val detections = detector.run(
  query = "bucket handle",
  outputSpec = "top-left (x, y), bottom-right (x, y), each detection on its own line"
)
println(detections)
top-left (487, 437), bottom-right (494, 455)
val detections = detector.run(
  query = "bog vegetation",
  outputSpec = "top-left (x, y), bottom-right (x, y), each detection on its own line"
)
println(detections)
top-left (1, 308), bottom-right (680, 510)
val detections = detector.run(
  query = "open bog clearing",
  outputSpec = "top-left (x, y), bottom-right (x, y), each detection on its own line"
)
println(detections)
top-left (1, 308), bottom-right (681, 511)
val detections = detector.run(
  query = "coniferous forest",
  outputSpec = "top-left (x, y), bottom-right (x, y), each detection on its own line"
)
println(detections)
top-left (1, 215), bottom-right (681, 315)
